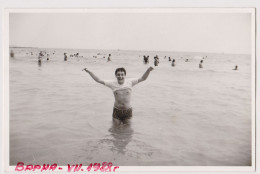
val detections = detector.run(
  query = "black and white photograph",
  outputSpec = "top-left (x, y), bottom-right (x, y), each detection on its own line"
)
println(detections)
top-left (4, 8), bottom-right (256, 172)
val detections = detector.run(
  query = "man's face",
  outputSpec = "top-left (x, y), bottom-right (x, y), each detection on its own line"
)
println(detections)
top-left (116, 71), bottom-right (126, 84)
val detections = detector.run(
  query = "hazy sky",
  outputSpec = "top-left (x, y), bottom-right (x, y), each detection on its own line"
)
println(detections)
top-left (10, 12), bottom-right (252, 54)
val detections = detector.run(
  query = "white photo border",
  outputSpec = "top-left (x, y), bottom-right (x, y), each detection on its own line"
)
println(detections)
top-left (2, 7), bottom-right (256, 173)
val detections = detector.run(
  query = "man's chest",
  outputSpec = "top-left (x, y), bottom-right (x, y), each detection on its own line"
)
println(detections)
top-left (114, 88), bottom-right (132, 96)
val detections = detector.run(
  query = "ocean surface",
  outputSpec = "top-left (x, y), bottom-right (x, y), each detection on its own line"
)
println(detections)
top-left (9, 47), bottom-right (252, 166)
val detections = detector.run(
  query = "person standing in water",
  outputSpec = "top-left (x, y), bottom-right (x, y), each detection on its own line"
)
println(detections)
top-left (143, 55), bottom-right (149, 64)
top-left (233, 65), bottom-right (238, 70)
top-left (82, 66), bottom-right (154, 124)
top-left (171, 59), bottom-right (175, 67)
top-left (64, 53), bottom-right (68, 61)
top-left (10, 50), bottom-right (15, 58)
top-left (199, 60), bottom-right (203, 68)
top-left (107, 54), bottom-right (112, 62)
top-left (154, 55), bottom-right (159, 66)
top-left (38, 51), bottom-right (44, 62)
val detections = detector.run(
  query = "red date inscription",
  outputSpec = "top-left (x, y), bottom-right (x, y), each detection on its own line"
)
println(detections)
top-left (15, 162), bottom-right (119, 172)
top-left (15, 162), bottom-right (57, 172)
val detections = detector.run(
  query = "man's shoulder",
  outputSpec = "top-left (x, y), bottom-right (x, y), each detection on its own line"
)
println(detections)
top-left (104, 79), bottom-right (116, 83)
top-left (126, 78), bottom-right (138, 81)
top-left (126, 78), bottom-right (139, 86)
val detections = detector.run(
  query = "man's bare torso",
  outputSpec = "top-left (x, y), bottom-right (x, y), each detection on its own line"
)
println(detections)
top-left (113, 88), bottom-right (132, 109)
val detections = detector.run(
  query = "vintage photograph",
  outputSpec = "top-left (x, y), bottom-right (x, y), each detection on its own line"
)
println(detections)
top-left (6, 8), bottom-right (255, 170)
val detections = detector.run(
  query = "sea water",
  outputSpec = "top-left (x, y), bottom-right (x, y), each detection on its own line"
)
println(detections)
top-left (9, 47), bottom-right (252, 166)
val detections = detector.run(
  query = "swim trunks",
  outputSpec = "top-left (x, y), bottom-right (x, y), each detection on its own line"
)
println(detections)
top-left (112, 107), bottom-right (132, 121)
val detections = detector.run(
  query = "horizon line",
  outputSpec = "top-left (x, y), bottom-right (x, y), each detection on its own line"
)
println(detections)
top-left (9, 45), bottom-right (251, 56)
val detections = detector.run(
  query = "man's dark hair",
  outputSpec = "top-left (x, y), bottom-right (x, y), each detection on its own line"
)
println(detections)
top-left (115, 67), bottom-right (126, 75)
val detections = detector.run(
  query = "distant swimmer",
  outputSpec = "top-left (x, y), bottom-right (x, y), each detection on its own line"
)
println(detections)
top-left (47, 54), bottom-right (50, 60)
top-left (168, 57), bottom-right (171, 61)
top-left (233, 65), bottom-right (238, 70)
top-left (154, 59), bottom-right (159, 66)
top-left (171, 59), bottom-right (175, 67)
top-left (38, 60), bottom-right (42, 67)
top-left (10, 50), bottom-right (14, 58)
top-left (39, 51), bottom-right (44, 57)
top-left (199, 60), bottom-right (203, 68)
top-left (64, 53), bottom-right (68, 61)
top-left (154, 55), bottom-right (159, 66)
top-left (185, 59), bottom-right (189, 62)
top-left (107, 54), bottom-right (112, 62)
top-left (82, 66), bottom-right (154, 124)
top-left (38, 51), bottom-right (43, 63)
top-left (164, 56), bottom-right (167, 59)
top-left (143, 55), bottom-right (149, 64)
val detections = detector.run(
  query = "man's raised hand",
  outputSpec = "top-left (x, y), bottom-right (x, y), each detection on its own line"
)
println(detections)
top-left (82, 68), bottom-right (88, 72)
top-left (148, 66), bottom-right (154, 71)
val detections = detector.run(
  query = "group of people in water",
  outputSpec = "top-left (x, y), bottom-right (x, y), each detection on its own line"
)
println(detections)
top-left (142, 54), bottom-right (240, 70)
top-left (35, 51), bottom-right (114, 67)
top-left (92, 53), bottom-right (111, 61)
top-left (64, 52), bottom-right (83, 61)
top-left (143, 54), bottom-right (204, 68)
top-left (27, 50), bottom-right (83, 63)
top-left (10, 49), bottom-right (239, 71)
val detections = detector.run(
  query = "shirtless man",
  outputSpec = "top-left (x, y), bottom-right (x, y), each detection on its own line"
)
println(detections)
top-left (82, 66), bottom-right (154, 124)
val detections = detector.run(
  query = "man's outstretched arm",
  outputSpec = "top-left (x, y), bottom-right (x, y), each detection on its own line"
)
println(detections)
top-left (82, 68), bottom-right (105, 85)
top-left (138, 66), bottom-right (154, 83)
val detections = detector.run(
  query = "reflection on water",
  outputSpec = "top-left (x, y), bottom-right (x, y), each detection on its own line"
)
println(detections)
top-left (108, 119), bottom-right (134, 155)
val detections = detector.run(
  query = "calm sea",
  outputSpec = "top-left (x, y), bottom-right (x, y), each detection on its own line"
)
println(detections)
top-left (9, 47), bottom-right (252, 166)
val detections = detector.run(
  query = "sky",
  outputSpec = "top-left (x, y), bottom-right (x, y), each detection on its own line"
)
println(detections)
top-left (9, 12), bottom-right (252, 54)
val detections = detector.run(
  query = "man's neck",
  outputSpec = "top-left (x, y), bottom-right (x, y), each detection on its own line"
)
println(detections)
top-left (118, 80), bottom-right (125, 85)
